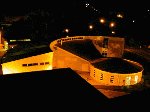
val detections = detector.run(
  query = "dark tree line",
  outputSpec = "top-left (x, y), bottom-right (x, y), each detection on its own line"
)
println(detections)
top-left (4, 9), bottom-right (64, 42)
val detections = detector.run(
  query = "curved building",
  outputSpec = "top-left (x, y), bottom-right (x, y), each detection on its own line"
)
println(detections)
top-left (1, 36), bottom-right (143, 86)
top-left (50, 36), bottom-right (143, 86)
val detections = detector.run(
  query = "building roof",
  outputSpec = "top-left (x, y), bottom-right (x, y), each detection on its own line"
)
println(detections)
top-left (1, 42), bottom-right (52, 63)
top-left (57, 39), bottom-right (103, 61)
top-left (92, 57), bottom-right (143, 73)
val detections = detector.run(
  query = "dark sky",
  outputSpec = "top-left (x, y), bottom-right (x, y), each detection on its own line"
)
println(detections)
top-left (0, 0), bottom-right (149, 17)
top-left (0, 1), bottom-right (77, 16)
top-left (1, 0), bottom-right (150, 43)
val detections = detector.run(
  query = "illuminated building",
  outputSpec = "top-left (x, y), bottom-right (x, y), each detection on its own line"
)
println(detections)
top-left (50, 36), bottom-right (143, 86)
top-left (1, 36), bottom-right (143, 86)
top-left (1, 43), bottom-right (53, 74)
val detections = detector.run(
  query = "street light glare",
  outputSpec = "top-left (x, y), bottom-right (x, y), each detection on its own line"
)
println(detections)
top-left (65, 28), bottom-right (69, 33)
top-left (89, 25), bottom-right (93, 30)
top-left (117, 14), bottom-right (123, 18)
top-left (109, 22), bottom-right (116, 28)
top-left (100, 18), bottom-right (105, 23)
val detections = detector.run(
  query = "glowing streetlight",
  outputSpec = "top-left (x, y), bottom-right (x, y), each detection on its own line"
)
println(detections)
top-left (111, 31), bottom-right (115, 34)
top-left (132, 20), bottom-right (135, 23)
top-left (99, 18), bottom-right (105, 24)
top-left (64, 28), bottom-right (69, 33)
top-left (89, 25), bottom-right (93, 30)
top-left (109, 22), bottom-right (116, 28)
top-left (117, 13), bottom-right (123, 18)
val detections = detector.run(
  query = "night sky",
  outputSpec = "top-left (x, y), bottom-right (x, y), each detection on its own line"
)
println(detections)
top-left (0, 0), bottom-right (150, 43)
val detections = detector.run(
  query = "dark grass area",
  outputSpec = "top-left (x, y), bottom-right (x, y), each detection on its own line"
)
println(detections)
top-left (93, 58), bottom-right (143, 73)
top-left (57, 39), bottom-right (103, 61)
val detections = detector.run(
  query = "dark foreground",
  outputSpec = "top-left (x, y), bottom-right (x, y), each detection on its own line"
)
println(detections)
top-left (0, 68), bottom-right (149, 111)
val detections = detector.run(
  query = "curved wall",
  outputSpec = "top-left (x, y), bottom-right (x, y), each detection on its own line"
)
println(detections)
top-left (90, 59), bottom-right (143, 86)
top-left (50, 36), bottom-right (143, 86)
top-left (52, 47), bottom-right (90, 72)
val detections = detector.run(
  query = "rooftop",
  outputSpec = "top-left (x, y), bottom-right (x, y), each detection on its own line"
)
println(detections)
top-left (57, 39), bottom-right (103, 61)
top-left (92, 58), bottom-right (143, 73)
top-left (1, 42), bottom-right (52, 63)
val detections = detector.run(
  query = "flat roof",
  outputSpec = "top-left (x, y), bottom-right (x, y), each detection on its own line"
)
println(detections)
top-left (92, 58), bottom-right (143, 73)
top-left (1, 42), bottom-right (52, 63)
top-left (57, 39), bottom-right (103, 61)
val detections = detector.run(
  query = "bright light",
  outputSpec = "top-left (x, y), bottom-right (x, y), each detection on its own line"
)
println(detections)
top-left (109, 22), bottom-right (116, 28)
top-left (125, 76), bottom-right (131, 85)
top-left (85, 3), bottom-right (89, 7)
top-left (2, 67), bottom-right (12, 75)
top-left (64, 29), bottom-right (69, 33)
top-left (89, 25), bottom-right (93, 30)
top-left (132, 20), bottom-right (135, 23)
top-left (117, 14), bottom-right (123, 18)
top-left (100, 18), bottom-right (105, 24)
top-left (111, 31), bottom-right (115, 34)
top-left (47, 65), bottom-right (53, 70)
top-left (134, 75), bottom-right (138, 84)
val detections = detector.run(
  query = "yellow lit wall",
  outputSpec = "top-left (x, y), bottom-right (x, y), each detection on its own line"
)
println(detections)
top-left (92, 37), bottom-right (124, 58)
top-left (108, 37), bottom-right (124, 57)
top-left (52, 47), bottom-right (90, 72)
top-left (2, 52), bottom-right (53, 75)
top-left (50, 36), bottom-right (143, 86)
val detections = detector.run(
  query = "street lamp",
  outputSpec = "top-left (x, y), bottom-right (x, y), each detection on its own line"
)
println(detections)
top-left (111, 31), bottom-right (115, 34)
top-left (89, 24), bottom-right (94, 30)
top-left (64, 28), bottom-right (70, 37)
top-left (109, 22), bottom-right (116, 28)
top-left (117, 13), bottom-right (123, 18)
top-left (99, 18), bottom-right (105, 24)
top-left (64, 28), bottom-right (69, 33)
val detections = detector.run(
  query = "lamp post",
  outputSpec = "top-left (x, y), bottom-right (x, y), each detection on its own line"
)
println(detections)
top-left (99, 18), bottom-right (105, 24)
top-left (109, 22), bottom-right (116, 28)
top-left (89, 24), bottom-right (93, 30)
top-left (64, 28), bottom-right (69, 37)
